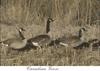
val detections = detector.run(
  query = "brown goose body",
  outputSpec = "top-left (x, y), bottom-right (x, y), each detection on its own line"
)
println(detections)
top-left (56, 28), bottom-right (87, 47)
top-left (0, 28), bottom-right (27, 50)
top-left (58, 36), bottom-right (83, 47)
top-left (92, 40), bottom-right (100, 50)
top-left (27, 35), bottom-right (51, 47)
top-left (27, 17), bottom-right (54, 48)
top-left (1, 38), bottom-right (27, 49)
top-left (92, 40), bottom-right (100, 47)
top-left (73, 39), bottom-right (99, 49)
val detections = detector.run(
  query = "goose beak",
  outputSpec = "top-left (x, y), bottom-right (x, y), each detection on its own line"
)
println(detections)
top-left (20, 28), bottom-right (25, 31)
top-left (81, 27), bottom-right (87, 31)
top-left (84, 29), bottom-right (87, 31)
top-left (52, 19), bottom-right (55, 22)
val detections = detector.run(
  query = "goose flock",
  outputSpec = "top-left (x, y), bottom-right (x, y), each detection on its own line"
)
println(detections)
top-left (0, 17), bottom-right (100, 55)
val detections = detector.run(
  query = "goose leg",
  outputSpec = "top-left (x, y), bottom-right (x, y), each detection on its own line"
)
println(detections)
top-left (38, 45), bottom-right (42, 49)
top-left (1, 45), bottom-right (9, 56)
top-left (54, 42), bottom-right (58, 48)
top-left (90, 46), bottom-right (93, 51)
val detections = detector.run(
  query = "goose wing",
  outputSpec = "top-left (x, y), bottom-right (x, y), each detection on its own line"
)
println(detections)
top-left (27, 34), bottom-right (51, 46)
top-left (28, 35), bottom-right (50, 42)
top-left (73, 42), bottom-right (89, 49)
top-left (1, 38), bottom-right (21, 44)
top-left (59, 35), bottom-right (84, 47)
top-left (0, 38), bottom-right (27, 49)
top-left (58, 36), bottom-right (80, 44)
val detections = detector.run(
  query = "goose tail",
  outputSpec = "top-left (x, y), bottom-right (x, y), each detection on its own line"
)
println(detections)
top-left (88, 39), bottom-right (99, 44)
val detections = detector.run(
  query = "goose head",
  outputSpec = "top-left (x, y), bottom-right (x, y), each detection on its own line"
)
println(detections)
top-left (79, 27), bottom-right (87, 41)
top-left (17, 27), bottom-right (26, 40)
top-left (19, 27), bottom-right (25, 32)
top-left (48, 17), bottom-right (54, 22)
top-left (46, 17), bottom-right (54, 34)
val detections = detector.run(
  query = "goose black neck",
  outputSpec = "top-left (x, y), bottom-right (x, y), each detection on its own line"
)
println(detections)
top-left (46, 19), bottom-right (50, 33)
top-left (18, 30), bottom-right (25, 40)
top-left (79, 29), bottom-right (82, 38)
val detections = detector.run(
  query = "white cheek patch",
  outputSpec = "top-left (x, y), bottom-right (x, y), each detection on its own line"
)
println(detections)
top-left (5, 44), bottom-right (8, 47)
top-left (19, 29), bottom-right (22, 32)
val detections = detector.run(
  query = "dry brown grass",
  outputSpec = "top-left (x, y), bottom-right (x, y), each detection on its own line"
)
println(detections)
top-left (0, 0), bottom-right (100, 66)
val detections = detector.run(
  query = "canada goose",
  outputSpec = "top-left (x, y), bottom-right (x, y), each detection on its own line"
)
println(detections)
top-left (73, 42), bottom-right (89, 49)
top-left (0, 27), bottom-right (27, 50)
top-left (56, 27), bottom-right (87, 47)
top-left (92, 40), bottom-right (100, 50)
top-left (27, 17), bottom-right (54, 48)
top-left (73, 39), bottom-right (99, 49)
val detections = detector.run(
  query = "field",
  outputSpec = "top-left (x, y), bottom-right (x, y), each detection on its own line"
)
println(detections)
top-left (0, 0), bottom-right (100, 66)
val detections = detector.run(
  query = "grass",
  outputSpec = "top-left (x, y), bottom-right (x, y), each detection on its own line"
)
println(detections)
top-left (0, 25), bottom-right (100, 66)
top-left (0, 45), bottom-right (100, 66)
top-left (0, 0), bottom-right (100, 66)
